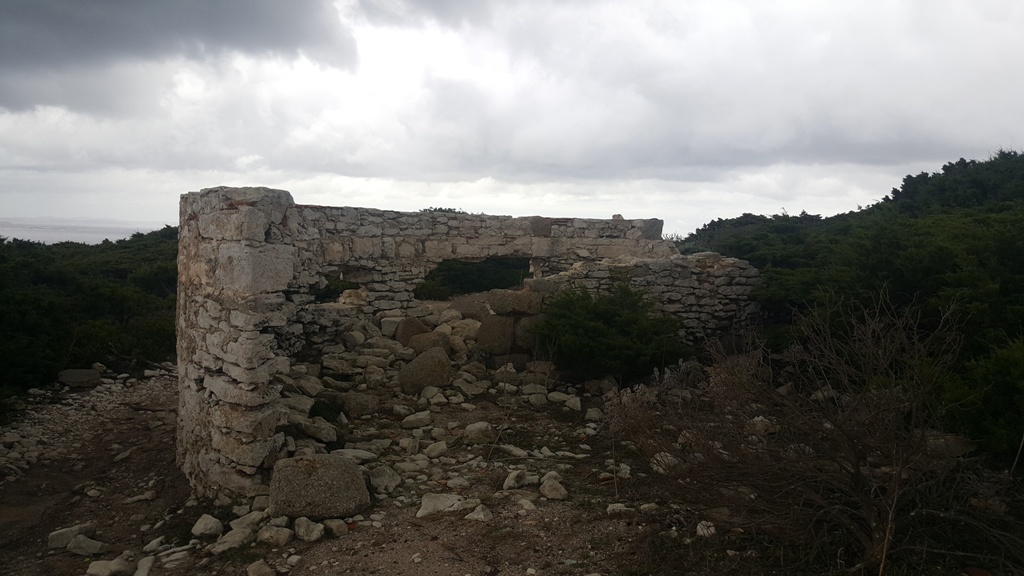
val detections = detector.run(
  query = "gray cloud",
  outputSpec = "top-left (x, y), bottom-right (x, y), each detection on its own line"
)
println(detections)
top-left (0, 0), bottom-right (356, 111)
top-left (1, 1), bottom-right (1023, 232)
top-left (353, 0), bottom-right (496, 27)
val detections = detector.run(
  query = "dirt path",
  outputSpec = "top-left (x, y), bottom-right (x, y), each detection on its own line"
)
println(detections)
top-left (0, 374), bottom-right (713, 576)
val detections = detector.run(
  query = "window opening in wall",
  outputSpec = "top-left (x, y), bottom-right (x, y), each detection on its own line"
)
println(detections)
top-left (414, 257), bottom-right (531, 300)
top-left (310, 273), bottom-right (360, 303)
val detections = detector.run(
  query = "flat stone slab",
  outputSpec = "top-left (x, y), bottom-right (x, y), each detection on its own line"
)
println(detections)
top-left (58, 369), bottom-right (102, 388)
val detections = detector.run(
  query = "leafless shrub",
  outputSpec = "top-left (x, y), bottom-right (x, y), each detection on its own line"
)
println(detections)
top-left (609, 292), bottom-right (1024, 574)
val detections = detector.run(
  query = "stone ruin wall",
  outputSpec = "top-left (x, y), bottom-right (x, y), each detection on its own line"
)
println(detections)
top-left (176, 186), bottom-right (760, 498)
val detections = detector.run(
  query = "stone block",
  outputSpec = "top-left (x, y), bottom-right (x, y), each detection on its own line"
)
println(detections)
top-left (216, 242), bottom-right (297, 294)
top-left (407, 332), bottom-right (451, 355)
top-left (476, 315), bottom-right (515, 355)
top-left (394, 317), bottom-right (430, 346)
top-left (269, 455), bottom-right (371, 519)
top-left (397, 347), bottom-right (452, 394)
top-left (486, 289), bottom-right (543, 315)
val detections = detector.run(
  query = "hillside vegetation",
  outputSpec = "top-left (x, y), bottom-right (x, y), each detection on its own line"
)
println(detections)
top-left (3, 152), bottom-right (1024, 457)
top-left (679, 149), bottom-right (1024, 455)
top-left (0, 227), bottom-right (178, 405)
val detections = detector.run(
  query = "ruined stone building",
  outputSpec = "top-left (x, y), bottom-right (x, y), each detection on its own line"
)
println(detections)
top-left (176, 186), bottom-right (760, 497)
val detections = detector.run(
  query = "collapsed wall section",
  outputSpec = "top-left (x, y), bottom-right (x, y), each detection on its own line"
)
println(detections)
top-left (176, 186), bottom-right (687, 497)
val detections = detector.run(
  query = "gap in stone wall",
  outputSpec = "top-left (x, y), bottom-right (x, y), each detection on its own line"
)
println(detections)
top-left (412, 257), bottom-right (532, 301)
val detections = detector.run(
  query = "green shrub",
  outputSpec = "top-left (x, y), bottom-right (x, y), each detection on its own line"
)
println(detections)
top-left (413, 257), bottom-right (530, 300)
top-left (530, 284), bottom-right (688, 384)
top-left (947, 338), bottom-right (1024, 455)
top-left (0, 227), bottom-right (178, 394)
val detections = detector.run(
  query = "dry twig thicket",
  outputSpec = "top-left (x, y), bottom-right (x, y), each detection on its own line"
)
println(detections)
top-left (610, 292), bottom-right (1024, 574)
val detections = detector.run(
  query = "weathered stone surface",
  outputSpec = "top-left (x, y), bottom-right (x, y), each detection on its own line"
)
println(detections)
top-left (401, 410), bottom-right (433, 429)
top-left (58, 369), bottom-right (102, 388)
top-left (464, 421), bottom-right (497, 445)
top-left (397, 347), bottom-right (452, 394)
top-left (48, 522), bottom-right (96, 549)
top-left (368, 465), bottom-right (402, 494)
top-left (475, 315), bottom-right (516, 355)
top-left (297, 416), bottom-right (337, 443)
top-left (177, 186), bottom-right (759, 499)
top-left (337, 392), bottom-right (378, 417)
top-left (416, 493), bottom-right (466, 518)
top-left (230, 510), bottom-right (268, 532)
top-left (206, 528), bottom-right (255, 555)
top-left (256, 525), bottom-right (294, 547)
top-left (85, 554), bottom-right (132, 576)
top-left (66, 534), bottom-right (111, 556)
top-left (407, 332), bottom-right (451, 355)
top-left (464, 504), bottom-right (494, 522)
top-left (191, 514), bottom-right (224, 537)
top-left (322, 519), bottom-right (350, 537)
top-left (539, 478), bottom-right (569, 500)
top-left (486, 289), bottom-right (543, 315)
top-left (293, 517), bottom-right (325, 542)
top-left (247, 560), bottom-right (277, 576)
top-left (394, 317), bottom-right (430, 347)
top-left (269, 455), bottom-right (371, 519)
top-left (215, 242), bottom-right (296, 294)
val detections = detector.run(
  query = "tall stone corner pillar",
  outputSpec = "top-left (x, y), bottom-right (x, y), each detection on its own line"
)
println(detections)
top-left (176, 186), bottom-right (299, 499)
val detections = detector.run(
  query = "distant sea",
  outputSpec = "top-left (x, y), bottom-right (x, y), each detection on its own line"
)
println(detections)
top-left (0, 218), bottom-right (170, 245)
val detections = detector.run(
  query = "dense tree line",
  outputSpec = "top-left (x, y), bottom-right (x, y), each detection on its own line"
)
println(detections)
top-left (678, 150), bottom-right (1024, 455)
top-left (0, 226), bottom-right (178, 407)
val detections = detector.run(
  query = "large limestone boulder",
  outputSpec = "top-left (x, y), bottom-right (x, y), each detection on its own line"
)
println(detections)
top-left (447, 296), bottom-right (490, 320)
top-left (475, 315), bottom-right (515, 355)
top-left (407, 332), bottom-right (451, 355)
top-left (269, 454), bottom-right (371, 519)
top-left (394, 317), bottom-right (430, 347)
top-left (486, 289), bottom-right (543, 315)
top-left (397, 347), bottom-right (452, 394)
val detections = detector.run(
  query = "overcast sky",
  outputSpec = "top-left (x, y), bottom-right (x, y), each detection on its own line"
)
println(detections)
top-left (2, 0), bottom-right (1022, 235)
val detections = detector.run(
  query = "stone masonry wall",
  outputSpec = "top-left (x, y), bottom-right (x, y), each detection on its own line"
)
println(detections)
top-left (176, 186), bottom-right (759, 498)
top-left (527, 254), bottom-right (761, 344)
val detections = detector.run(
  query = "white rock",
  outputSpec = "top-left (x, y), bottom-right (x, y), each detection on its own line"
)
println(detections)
top-left (48, 522), bottom-right (96, 549)
top-left (539, 478), bottom-right (568, 500)
top-left (133, 555), bottom-right (156, 576)
top-left (206, 528), bottom-right (255, 555)
top-left (547, 391), bottom-right (570, 403)
top-left (463, 421), bottom-right (497, 445)
top-left (67, 534), bottom-right (112, 556)
top-left (503, 470), bottom-right (528, 490)
top-left (423, 441), bottom-right (448, 458)
top-left (499, 444), bottom-right (528, 458)
top-left (142, 536), bottom-right (164, 553)
top-left (696, 520), bottom-right (716, 537)
top-left (606, 503), bottom-right (634, 515)
top-left (401, 411), bottom-right (433, 429)
top-left (256, 526), bottom-right (294, 547)
top-left (191, 514), bottom-right (224, 538)
top-left (464, 505), bottom-right (494, 522)
top-left (229, 510), bottom-right (268, 531)
top-left (85, 553), bottom-right (132, 576)
top-left (369, 465), bottom-right (402, 494)
top-left (294, 517), bottom-right (325, 542)
top-left (330, 448), bottom-right (378, 463)
top-left (416, 493), bottom-right (466, 518)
